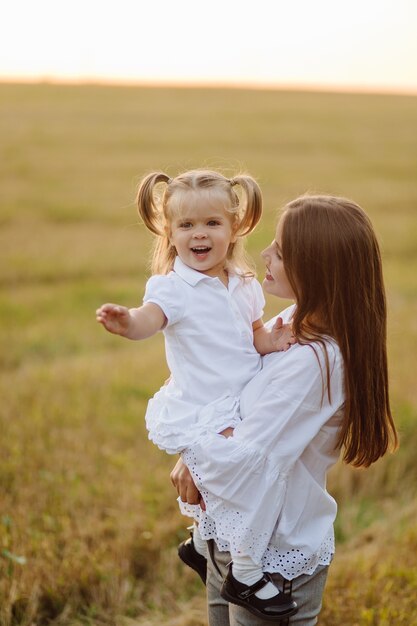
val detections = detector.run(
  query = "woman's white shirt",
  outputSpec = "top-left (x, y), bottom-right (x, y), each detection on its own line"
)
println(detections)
top-left (180, 305), bottom-right (345, 578)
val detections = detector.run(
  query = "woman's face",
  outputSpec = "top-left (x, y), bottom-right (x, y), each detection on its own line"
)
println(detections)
top-left (261, 220), bottom-right (296, 300)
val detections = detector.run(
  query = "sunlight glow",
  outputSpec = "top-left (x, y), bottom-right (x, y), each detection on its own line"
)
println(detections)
top-left (1, 0), bottom-right (417, 92)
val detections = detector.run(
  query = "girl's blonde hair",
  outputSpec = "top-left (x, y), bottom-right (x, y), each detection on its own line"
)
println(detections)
top-left (280, 195), bottom-right (398, 468)
top-left (137, 169), bottom-right (262, 275)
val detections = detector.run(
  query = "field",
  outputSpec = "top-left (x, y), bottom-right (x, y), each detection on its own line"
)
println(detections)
top-left (0, 82), bottom-right (416, 625)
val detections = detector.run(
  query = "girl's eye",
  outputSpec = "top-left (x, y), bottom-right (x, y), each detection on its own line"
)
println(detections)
top-left (207, 220), bottom-right (220, 226)
top-left (179, 222), bottom-right (192, 228)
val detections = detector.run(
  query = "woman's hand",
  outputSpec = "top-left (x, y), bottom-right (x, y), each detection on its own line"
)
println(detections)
top-left (170, 458), bottom-right (206, 510)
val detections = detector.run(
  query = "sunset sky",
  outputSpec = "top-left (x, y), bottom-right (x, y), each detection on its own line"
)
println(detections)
top-left (1, 0), bottom-right (416, 92)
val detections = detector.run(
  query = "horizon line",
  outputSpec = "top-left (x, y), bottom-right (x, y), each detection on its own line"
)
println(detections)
top-left (1, 75), bottom-right (417, 97)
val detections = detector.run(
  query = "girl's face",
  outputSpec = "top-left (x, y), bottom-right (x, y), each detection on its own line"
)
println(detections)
top-left (261, 220), bottom-right (295, 300)
top-left (168, 193), bottom-right (237, 280)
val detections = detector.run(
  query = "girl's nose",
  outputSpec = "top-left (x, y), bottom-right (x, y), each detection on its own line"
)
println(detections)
top-left (194, 231), bottom-right (207, 239)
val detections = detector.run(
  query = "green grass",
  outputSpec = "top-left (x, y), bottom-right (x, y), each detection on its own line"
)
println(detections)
top-left (0, 82), bottom-right (416, 625)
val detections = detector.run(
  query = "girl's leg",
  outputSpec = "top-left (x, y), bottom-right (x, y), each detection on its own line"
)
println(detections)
top-left (232, 554), bottom-right (283, 599)
top-left (229, 566), bottom-right (328, 626)
top-left (207, 542), bottom-right (329, 626)
top-left (192, 521), bottom-right (208, 557)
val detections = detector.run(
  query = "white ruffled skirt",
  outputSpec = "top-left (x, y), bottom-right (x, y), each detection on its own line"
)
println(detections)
top-left (145, 384), bottom-right (241, 454)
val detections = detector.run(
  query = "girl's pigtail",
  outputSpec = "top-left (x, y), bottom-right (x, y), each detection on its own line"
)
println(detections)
top-left (137, 172), bottom-right (171, 236)
top-left (231, 175), bottom-right (263, 236)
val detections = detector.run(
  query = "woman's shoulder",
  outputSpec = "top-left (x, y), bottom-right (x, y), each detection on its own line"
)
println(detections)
top-left (265, 305), bottom-right (341, 356)
top-left (263, 312), bottom-right (342, 380)
top-left (263, 340), bottom-right (340, 373)
top-left (264, 304), bottom-right (296, 327)
top-left (259, 338), bottom-right (344, 411)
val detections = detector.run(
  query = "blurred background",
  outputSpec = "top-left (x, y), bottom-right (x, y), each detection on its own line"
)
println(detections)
top-left (1, 1), bottom-right (416, 624)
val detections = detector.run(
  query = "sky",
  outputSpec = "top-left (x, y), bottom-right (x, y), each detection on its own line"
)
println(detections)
top-left (1, 0), bottom-right (416, 92)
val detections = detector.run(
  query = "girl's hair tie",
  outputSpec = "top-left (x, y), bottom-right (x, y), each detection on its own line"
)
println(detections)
top-left (229, 178), bottom-right (237, 186)
top-left (167, 177), bottom-right (173, 184)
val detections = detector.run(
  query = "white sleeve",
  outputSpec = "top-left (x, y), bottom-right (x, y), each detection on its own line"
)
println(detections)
top-left (143, 275), bottom-right (185, 326)
top-left (180, 341), bottom-right (344, 563)
top-left (184, 342), bottom-right (344, 491)
top-left (235, 342), bottom-right (344, 461)
top-left (250, 278), bottom-right (265, 321)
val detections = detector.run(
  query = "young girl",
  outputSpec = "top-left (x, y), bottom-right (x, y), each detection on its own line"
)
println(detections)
top-left (96, 170), bottom-right (297, 620)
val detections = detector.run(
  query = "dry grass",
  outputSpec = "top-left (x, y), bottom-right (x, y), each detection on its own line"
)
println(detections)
top-left (0, 82), bottom-right (416, 624)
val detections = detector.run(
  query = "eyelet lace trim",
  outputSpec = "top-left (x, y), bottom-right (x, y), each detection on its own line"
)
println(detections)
top-left (180, 446), bottom-right (289, 564)
top-left (260, 529), bottom-right (334, 579)
top-left (180, 500), bottom-right (334, 579)
top-left (181, 501), bottom-right (334, 580)
top-left (180, 442), bottom-right (335, 579)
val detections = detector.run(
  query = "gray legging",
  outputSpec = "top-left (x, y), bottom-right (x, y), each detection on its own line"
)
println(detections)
top-left (206, 541), bottom-right (329, 626)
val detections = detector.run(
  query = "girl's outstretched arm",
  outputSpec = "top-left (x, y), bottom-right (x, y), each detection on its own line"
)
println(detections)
top-left (96, 302), bottom-right (166, 340)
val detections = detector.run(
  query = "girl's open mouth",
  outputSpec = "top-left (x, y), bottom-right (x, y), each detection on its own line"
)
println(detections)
top-left (191, 246), bottom-right (211, 256)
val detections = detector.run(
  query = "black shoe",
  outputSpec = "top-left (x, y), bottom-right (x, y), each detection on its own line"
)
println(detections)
top-left (220, 564), bottom-right (298, 622)
top-left (178, 532), bottom-right (207, 585)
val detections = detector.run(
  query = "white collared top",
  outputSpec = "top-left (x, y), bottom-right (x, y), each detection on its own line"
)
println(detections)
top-left (142, 257), bottom-right (264, 453)
top-left (180, 305), bottom-right (345, 579)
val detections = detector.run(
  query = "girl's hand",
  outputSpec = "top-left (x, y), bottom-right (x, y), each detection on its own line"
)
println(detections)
top-left (271, 316), bottom-right (296, 352)
top-left (170, 458), bottom-right (206, 510)
top-left (96, 303), bottom-right (132, 336)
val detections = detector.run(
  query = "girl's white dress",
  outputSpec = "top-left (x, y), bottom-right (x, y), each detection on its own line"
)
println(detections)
top-left (143, 256), bottom-right (264, 454)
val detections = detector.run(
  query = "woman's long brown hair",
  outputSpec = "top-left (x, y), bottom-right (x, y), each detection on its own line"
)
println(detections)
top-left (281, 195), bottom-right (398, 467)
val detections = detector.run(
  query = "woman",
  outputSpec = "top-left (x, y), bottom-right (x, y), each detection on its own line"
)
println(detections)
top-left (171, 195), bottom-right (398, 625)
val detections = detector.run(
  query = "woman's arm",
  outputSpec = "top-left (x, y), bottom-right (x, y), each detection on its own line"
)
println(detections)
top-left (177, 343), bottom-right (344, 505)
top-left (170, 425), bottom-right (235, 506)
top-left (234, 343), bottom-right (343, 459)
top-left (96, 302), bottom-right (167, 340)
